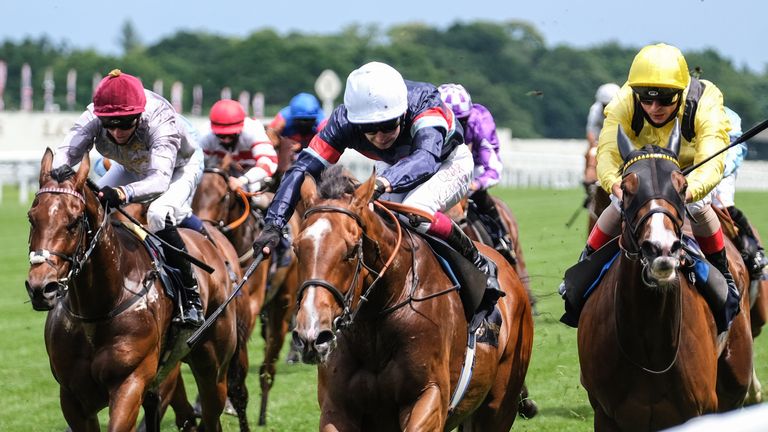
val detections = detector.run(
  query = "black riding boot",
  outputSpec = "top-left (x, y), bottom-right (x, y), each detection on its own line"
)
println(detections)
top-left (558, 245), bottom-right (594, 327)
top-left (156, 225), bottom-right (204, 327)
top-left (472, 190), bottom-right (514, 257)
top-left (445, 222), bottom-right (503, 299)
top-left (727, 206), bottom-right (768, 278)
top-left (705, 248), bottom-right (741, 333)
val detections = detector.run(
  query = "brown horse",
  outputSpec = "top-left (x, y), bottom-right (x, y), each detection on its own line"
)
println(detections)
top-left (25, 149), bottom-right (238, 431)
top-left (577, 130), bottom-right (754, 430)
top-left (192, 157), bottom-right (300, 426)
top-left (291, 167), bottom-right (534, 431)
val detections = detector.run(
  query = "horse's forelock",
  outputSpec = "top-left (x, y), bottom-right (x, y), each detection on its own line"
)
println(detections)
top-left (49, 165), bottom-right (76, 183)
top-left (318, 166), bottom-right (358, 199)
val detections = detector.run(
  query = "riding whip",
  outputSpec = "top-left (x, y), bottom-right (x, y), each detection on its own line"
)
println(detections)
top-left (85, 178), bottom-right (215, 273)
top-left (186, 253), bottom-right (265, 347)
top-left (682, 117), bottom-right (768, 176)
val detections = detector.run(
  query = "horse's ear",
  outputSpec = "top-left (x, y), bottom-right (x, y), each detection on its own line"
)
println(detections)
top-left (353, 169), bottom-right (377, 210)
top-left (671, 170), bottom-right (687, 197)
top-left (74, 152), bottom-right (91, 188)
top-left (667, 119), bottom-right (681, 157)
top-left (300, 173), bottom-right (318, 209)
top-left (39, 148), bottom-right (54, 186)
top-left (617, 125), bottom-right (634, 161)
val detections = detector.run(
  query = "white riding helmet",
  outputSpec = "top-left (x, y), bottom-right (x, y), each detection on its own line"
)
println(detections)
top-left (595, 83), bottom-right (621, 105)
top-left (344, 61), bottom-right (408, 124)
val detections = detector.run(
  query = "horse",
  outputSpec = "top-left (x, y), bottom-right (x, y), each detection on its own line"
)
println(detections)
top-left (25, 149), bottom-right (238, 431)
top-left (291, 167), bottom-right (534, 431)
top-left (192, 155), bottom-right (300, 426)
top-left (577, 129), bottom-right (754, 431)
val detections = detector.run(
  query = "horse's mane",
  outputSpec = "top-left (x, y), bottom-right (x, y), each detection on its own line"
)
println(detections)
top-left (318, 165), bottom-right (360, 199)
top-left (50, 165), bottom-right (76, 182)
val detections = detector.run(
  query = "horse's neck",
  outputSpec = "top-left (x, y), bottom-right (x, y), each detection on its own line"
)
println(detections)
top-left (66, 223), bottom-right (137, 315)
top-left (228, 213), bottom-right (259, 256)
top-left (615, 256), bottom-right (681, 357)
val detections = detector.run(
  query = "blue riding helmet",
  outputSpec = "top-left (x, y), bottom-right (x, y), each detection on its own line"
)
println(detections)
top-left (289, 92), bottom-right (322, 119)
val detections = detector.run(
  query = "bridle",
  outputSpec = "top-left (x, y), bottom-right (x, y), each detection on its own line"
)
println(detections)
top-left (29, 186), bottom-right (109, 295)
top-left (297, 202), bottom-right (406, 331)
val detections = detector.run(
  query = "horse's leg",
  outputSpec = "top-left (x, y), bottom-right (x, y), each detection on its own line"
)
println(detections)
top-left (188, 359), bottom-right (227, 432)
top-left (717, 293), bottom-right (754, 410)
top-left (258, 265), bottom-right (297, 426)
top-left (166, 372), bottom-right (198, 432)
top-left (59, 387), bottom-right (100, 432)
top-left (141, 390), bottom-right (161, 432)
top-left (399, 384), bottom-right (445, 431)
top-left (107, 376), bottom-right (154, 432)
top-left (593, 404), bottom-right (621, 432)
top-left (227, 340), bottom-right (251, 432)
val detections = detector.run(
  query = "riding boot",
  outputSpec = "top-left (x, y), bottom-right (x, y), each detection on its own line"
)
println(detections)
top-left (558, 245), bottom-right (595, 327)
top-left (705, 248), bottom-right (741, 333)
top-left (156, 225), bottom-right (204, 327)
top-left (473, 190), bottom-right (514, 257)
top-left (445, 222), bottom-right (504, 301)
top-left (727, 206), bottom-right (768, 278)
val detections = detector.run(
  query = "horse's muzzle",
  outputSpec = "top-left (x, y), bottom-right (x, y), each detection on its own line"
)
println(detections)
top-left (25, 279), bottom-right (59, 311)
top-left (291, 329), bottom-right (336, 365)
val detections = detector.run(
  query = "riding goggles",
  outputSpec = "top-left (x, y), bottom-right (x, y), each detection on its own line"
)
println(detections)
top-left (99, 115), bottom-right (140, 130)
top-left (358, 117), bottom-right (401, 134)
top-left (632, 87), bottom-right (682, 107)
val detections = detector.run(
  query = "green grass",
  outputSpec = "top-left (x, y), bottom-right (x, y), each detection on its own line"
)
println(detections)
top-left (2, 185), bottom-right (767, 431)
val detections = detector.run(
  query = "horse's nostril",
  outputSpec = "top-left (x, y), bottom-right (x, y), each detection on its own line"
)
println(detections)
top-left (291, 330), bottom-right (306, 351)
top-left (315, 330), bottom-right (335, 348)
top-left (43, 282), bottom-right (60, 295)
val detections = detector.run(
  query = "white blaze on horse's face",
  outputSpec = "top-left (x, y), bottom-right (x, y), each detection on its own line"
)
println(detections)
top-left (646, 210), bottom-right (680, 284)
top-left (300, 217), bottom-right (333, 332)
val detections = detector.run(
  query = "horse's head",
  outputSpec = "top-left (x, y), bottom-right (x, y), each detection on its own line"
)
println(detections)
top-left (291, 166), bottom-right (378, 364)
top-left (26, 149), bottom-right (96, 310)
top-left (193, 165), bottom-right (233, 226)
top-left (618, 123), bottom-right (687, 287)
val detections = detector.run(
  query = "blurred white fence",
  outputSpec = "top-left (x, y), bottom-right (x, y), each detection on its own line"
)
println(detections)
top-left (2, 112), bottom-right (767, 205)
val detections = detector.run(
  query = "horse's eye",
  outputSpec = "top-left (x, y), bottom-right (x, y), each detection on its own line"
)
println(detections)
top-left (344, 244), bottom-right (359, 261)
top-left (66, 219), bottom-right (79, 232)
top-left (27, 215), bottom-right (36, 228)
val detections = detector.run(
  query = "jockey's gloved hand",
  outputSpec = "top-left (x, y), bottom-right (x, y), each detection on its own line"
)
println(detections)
top-left (372, 178), bottom-right (387, 201)
top-left (98, 186), bottom-right (125, 208)
top-left (253, 224), bottom-right (282, 256)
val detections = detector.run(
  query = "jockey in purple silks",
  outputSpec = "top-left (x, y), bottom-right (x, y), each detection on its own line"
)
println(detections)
top-left (438, 83), bottom-right (512, 256)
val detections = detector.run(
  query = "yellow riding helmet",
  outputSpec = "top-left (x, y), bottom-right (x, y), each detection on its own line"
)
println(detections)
top-left (627, 43), bottom-right (690, 90)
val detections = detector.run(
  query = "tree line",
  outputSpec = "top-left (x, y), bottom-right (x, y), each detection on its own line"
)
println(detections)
top-left (1, 20), bottom-right (766, 139)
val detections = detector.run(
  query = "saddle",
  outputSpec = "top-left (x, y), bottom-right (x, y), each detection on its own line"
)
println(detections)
top-left (419, 232), bottom-right (501, 346)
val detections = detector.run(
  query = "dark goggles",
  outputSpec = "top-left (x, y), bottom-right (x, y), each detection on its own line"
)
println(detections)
top-left (358, 117), bottom-right (401, 134)
top-left (633, 87), bottom-right (682, 107)
top-left (99, 115), bottom-right (140, 130)
top-left (215, 133), bottom-right (239, 141)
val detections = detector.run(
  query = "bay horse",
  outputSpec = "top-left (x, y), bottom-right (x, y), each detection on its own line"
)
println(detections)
top-left (192, 156), bottom-right (300, 426)
top-left (25, 149), bottom-right (237, 432)
top-left (577, 128), bottom-right (754, 431)
top-left (291, 167), bottom-right (534, 431)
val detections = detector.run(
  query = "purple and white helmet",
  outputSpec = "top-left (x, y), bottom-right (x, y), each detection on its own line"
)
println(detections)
top-left (438, 83), bottom-right (472, 119)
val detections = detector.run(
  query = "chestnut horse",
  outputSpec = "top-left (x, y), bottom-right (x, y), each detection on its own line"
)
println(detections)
top-left (25, 149), bottom-right (237, 431)
top-left (291, 167), bottom-right (534, 431)
top-left (578, 129), bottom-right (754, 431)
top-left (192, 158), bottom-right (300, 426)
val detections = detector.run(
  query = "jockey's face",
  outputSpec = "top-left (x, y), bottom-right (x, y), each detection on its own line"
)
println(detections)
top-left (364, 126), bottom-right (401, 150)
top-left (100, 115), bottom-right (139, 145)
top-left (639, 99), bottom-right (679, 125)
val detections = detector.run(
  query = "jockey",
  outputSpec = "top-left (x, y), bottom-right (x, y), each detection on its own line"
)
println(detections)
top-left (252, 61), bottom-right (502, 298)
top-left (714, 107), bottom-right (768, 279)
top-left (200, 99), bottom-right (278, 195)
top-left (53, 69), bottom-right (205, 327)
top-left (558, 43), bottom-right (740, 332)
top-left (585, 83), bottom-right (620, 190)
top-left (267, 92), bottom-right (327, 176)
top-left (438, 83), bottom-right (512, 257)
